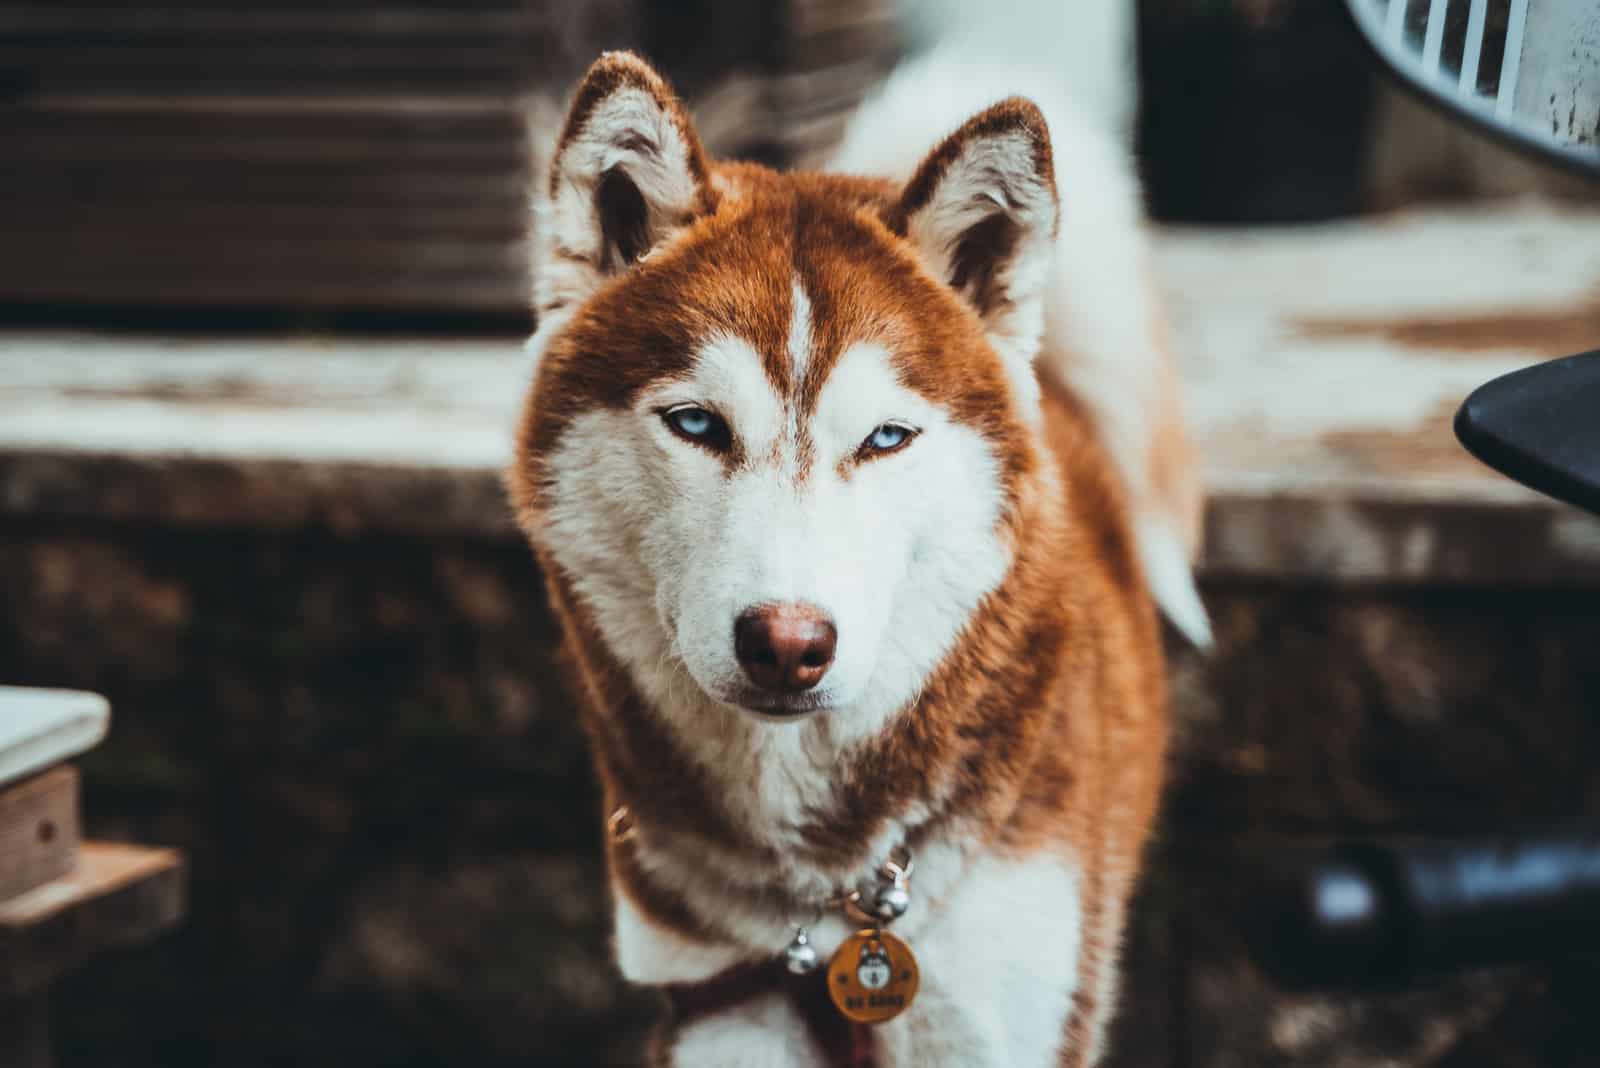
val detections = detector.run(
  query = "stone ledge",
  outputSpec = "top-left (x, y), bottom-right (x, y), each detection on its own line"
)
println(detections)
top-left (3, 204), bottom-right (1599, 585)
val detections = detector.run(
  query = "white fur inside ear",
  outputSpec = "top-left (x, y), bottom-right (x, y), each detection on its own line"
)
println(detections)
top-left (903, 127), bottom-right (1056, 413)
top-left (535, 86), bottom-right (702, 315)
top-left (905, 130), bottom-right (1054, 293)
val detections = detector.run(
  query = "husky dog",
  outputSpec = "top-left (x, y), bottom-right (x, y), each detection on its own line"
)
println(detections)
top-left (509, 4), bottom-right (1204, 1064)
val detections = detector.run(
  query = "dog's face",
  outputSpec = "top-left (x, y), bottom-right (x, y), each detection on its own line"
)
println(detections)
top-left (512, 54), bottom-right (1059, 727)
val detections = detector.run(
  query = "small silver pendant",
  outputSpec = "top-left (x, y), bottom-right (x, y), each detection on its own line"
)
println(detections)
top-left (784, 926), bottom-right (820, 975)
top-left (873, 878), bottom-right (911, 921)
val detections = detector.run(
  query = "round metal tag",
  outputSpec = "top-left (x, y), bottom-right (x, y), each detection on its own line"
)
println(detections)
top-left (826, 928), bottom-right (919, 1024)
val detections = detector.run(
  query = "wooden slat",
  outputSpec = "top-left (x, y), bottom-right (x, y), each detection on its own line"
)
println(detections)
top-left (0, 767), bottom-right (79, 905)
top-left (0, 233), bottom-right (525, 267)
top-left (1, 105), bottom-right (524, 137)
top-left (8, 136), bottom-right (521, 165)
top-left (0, 8), bottom-right (537, 33)
top-left (0, 167), bottom-right (528, 202)
top-left (0, 276), bottom-right (529, 312)
top-left (0, 0), bottom-right (561, 95)
top-left (15, 0), bottom-right (525, 9)
top-left (0, 842), bottom-right (184, 997)
top-left (0, 206), bottom-right (522, 240)
top-left (0, 2), bottom-right (568, 317)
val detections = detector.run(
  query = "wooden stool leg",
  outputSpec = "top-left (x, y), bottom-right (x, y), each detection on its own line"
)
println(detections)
top-left (0, 992), bottom-right (52, 1068)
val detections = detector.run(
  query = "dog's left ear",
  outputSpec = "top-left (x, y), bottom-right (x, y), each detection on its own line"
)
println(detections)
top-left (536, 52), bottom-right (716, 315)
top-left (889, 99), bottom-right (1058, 364)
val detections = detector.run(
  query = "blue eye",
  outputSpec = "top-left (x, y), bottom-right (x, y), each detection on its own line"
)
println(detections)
top-left (861, 422), bottom-right (917, 456)
top-left (669, 407), bottom-right (712, 436)
top-left (662, 405), bottom-right (731, 450)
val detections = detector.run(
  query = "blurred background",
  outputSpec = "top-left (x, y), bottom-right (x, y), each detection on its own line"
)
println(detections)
top-left (1, 1), bottom-right (1598, 1066)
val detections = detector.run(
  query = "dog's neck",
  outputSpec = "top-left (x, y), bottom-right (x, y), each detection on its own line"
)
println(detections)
top-left (571, 621), bottom-right (931, 906)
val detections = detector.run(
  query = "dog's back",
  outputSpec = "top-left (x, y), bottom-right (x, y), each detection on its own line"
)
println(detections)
top-left (832, 0), bottom-right (1211, 647)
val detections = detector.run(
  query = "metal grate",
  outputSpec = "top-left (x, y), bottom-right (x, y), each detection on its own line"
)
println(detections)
top-left (1368, 0), bottom-right (1599, 140)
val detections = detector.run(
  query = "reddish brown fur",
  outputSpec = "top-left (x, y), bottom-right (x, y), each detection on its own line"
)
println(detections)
top-left (510, 53), bottom-right (1169, 1065)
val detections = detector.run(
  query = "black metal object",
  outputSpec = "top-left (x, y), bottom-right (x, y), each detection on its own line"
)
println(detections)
top-left (1253, 836), bottom-right (1600, 991)
top-left (1455, 350), bottom-right (1600, 520)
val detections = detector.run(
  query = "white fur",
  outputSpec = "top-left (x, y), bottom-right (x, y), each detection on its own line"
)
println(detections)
top-left (888, 0), bottom-right (1136, 142)
top-left (788, 278), bottom-right (813, 388)
top-left (1137, 510), bottom-right (1214, 649)
top-left (898, 128), bottom-right (1056, 419)
top-left (671, 992), bottom-right (825, 1068)
top-left (541, 320), bottom-right (1010, 849)
top-left (831, 4), bottom-right (1212, 646)
top-left (875, 850), bottom-right (1083, 1066)
top-left (536, 78), bottom-right (701, 317)
top-left (529, 23), bottom-right (1167, 1062)
top-left (651, 850), bottom-right (1085, 1068)
top-left (614, 892), bottom-right (749, 984)
top-left (537, 298), bottom-right (1019, 1002)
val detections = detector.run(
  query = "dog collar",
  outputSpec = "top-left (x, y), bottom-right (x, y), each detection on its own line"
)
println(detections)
top-left (608, 804), bottom-right (922, 1028)
top-left (664, 958), bottom-right (878, 1068)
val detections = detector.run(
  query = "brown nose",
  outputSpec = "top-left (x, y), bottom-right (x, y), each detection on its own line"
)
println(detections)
top-left (734, 605), bottom-right (837, 693)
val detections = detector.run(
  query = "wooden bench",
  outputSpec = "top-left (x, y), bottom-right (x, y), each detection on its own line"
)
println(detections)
top-left (0, 688), bottom-right (184, 1068)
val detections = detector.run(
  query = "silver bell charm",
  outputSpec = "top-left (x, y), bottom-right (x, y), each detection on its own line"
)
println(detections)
top-left (873, 877), bottom-right (911, 921)
top-left (784, 927), bottom-right (820, 975)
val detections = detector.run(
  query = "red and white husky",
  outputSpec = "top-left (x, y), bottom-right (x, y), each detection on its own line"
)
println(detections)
top-left (510, 4), bottom-right (1205, 1064)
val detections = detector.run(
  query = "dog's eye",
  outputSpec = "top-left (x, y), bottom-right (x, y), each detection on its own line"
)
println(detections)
top-left (858, 422), bottom-right (918, 458)
top-left (662, 405), bottom-right (731, 451)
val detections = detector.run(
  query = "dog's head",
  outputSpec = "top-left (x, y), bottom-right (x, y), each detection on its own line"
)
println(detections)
top-left (512, 53), bottom-right (1058, 726)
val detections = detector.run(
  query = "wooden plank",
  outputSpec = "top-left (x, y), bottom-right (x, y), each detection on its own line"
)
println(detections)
top-left (5, 136), bottom-right (522, 165)
top-left (0, 106), bottom-right (525, 138)
top-left (0, 49), bottom-right (536, 95)
top-left (0, 237), bottom-right (526, 273)
top-left (0, 168), bottom-right (528, 203)
top-left (0, 43), bottom-right (532, 72)
top-left (0, 276), bottom-right (530, 312)
top-left (0, 688), bottom-right (108, 789)
top-left (0, 8), bottom-right (538, 34)
top-left (0, 210), bottom-right (523, 242)
top-left (0, 767), bottom-right (79, 905)
top-left (15, 0), bottom-right (525, 9)
top-left (0, 842), bottom-right (185, 997)
top-left (0, 10), bottom-right (555, 317)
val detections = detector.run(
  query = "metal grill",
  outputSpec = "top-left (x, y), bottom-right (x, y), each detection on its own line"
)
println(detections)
top-left (1364, 0), bottom-right (1599, 142)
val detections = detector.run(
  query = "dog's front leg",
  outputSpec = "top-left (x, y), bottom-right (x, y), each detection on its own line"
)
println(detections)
top-left (664, 991), bottom-right (828, 1068)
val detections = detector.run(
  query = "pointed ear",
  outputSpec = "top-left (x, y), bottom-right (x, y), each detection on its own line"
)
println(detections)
top-left (889, 99), bottom-right (1058, 358)
top-left (535, 52), bottom-right (716, 315)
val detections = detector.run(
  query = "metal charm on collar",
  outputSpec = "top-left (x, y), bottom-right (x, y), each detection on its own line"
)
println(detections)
top-left (825, 850), bottom-right (920, 1024)
top-left (784, 926), bottom-right (821, 975)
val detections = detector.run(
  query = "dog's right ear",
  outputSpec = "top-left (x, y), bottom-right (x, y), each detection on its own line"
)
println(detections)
top-left (536, 52), bottom-right (716, 315)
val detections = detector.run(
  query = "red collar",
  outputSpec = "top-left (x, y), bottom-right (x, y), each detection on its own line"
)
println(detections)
top-left (663, 958), bottom-right (877, 1068)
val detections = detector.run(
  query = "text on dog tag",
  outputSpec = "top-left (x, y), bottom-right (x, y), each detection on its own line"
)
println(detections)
top-left (826, 928), bottom-right (919, 1024)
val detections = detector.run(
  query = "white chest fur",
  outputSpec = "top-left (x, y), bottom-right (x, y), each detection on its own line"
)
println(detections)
top-left (643, 849), bottom-right (1084, 1068)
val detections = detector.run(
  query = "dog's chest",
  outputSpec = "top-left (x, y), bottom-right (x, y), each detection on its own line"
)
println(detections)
top-left (697, 714), bottom-right (848, 848)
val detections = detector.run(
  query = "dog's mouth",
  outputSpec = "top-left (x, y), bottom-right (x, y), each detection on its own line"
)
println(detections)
top-left (726, 688), bottom-right (835, 721)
